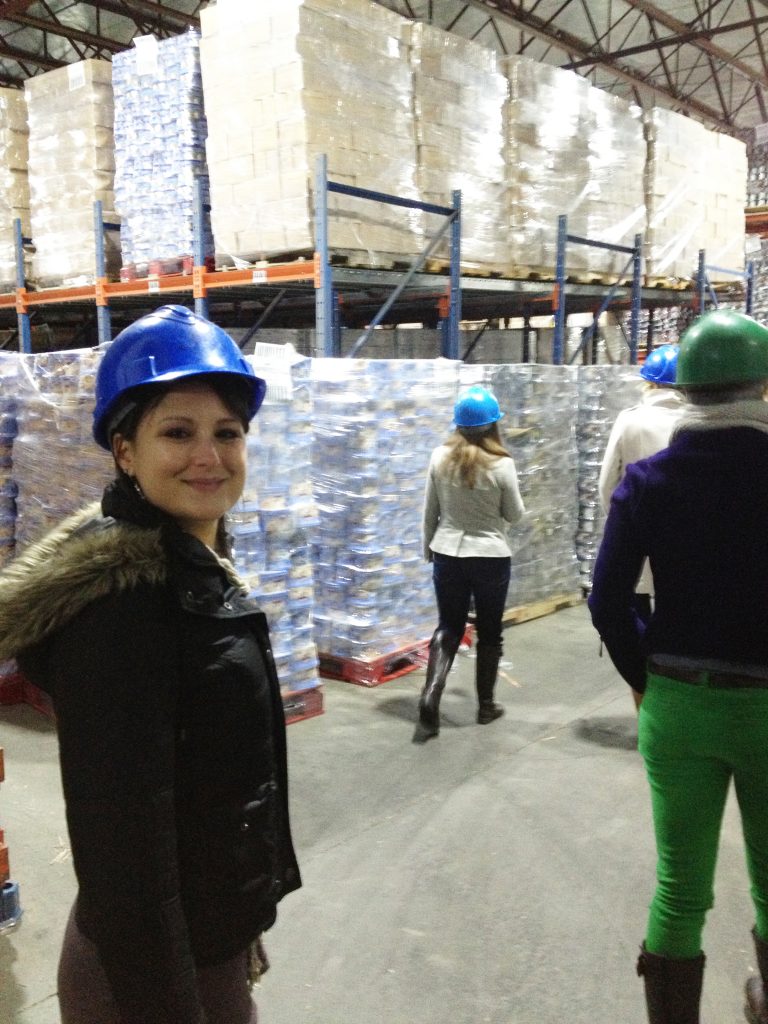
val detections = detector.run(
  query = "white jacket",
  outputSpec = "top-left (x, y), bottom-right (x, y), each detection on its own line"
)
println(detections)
top-left (422, 445), bottom-right (525, 560)
top-left (598, 387), bottom-right (685, 594)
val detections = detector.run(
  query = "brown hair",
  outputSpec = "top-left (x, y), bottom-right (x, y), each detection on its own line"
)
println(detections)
top-left (441, 421), bottom-right (511, 489)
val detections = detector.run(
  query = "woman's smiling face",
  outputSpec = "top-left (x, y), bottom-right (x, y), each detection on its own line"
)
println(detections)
top-left (113, 381), bottom-right (247, 547)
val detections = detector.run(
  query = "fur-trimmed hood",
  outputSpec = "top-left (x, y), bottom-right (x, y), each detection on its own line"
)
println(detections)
top-left (0, 503), bottom-right (171, 663)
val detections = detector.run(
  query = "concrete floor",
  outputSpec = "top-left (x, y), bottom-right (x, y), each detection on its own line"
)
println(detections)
top-left (0, 601), bottom-right (760, 1024)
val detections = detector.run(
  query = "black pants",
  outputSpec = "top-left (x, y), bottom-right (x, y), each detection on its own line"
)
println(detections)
top-left (432, 553), bottom-right (511, 647)
top-left (58, 901), bottom-right (259, 1024)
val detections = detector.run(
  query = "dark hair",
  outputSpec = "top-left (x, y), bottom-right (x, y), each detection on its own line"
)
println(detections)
top-left (108, 374), bottom-right (253, 444)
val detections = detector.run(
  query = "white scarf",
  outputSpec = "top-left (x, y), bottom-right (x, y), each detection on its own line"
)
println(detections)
top-left (672, 399), bottom-right (768, 439)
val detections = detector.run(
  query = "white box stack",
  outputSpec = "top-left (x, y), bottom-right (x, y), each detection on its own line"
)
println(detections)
top-left (25, 60), bottom-right (119, 286)
top-left (644, 107), bottom-right (747, 282)
top-left (0, 89), bottom-right (30, 290)
top-left (199, 0), bottom-right (420, 264)
top-left (407, 22), bottom-right (507, 268)
top-left (113, 31), bottom-right (212, 276)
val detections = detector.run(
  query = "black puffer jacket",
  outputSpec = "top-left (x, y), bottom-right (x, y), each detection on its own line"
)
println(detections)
top-left (0, 478), bottom-right (301, 1023)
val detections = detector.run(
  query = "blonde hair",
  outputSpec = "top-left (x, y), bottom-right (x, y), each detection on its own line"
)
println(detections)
top-left (441, 421), bottom-right (511, 489)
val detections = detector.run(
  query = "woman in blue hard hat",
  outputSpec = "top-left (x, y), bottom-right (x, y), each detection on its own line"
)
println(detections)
top-left (589, 309), bottom-right (768, 1024)
top-left (598, 344), bottom-right (684, 691)
top-left (0, 305), bottom-right (300, 1024)
top-left (418, 384), bottom-right (525, 739)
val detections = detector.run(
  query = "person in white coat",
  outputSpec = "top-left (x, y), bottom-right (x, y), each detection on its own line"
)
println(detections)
top-left (598, 344), bottom-right (684, 626)
top-left (419, 385), bottom-right (525, 740)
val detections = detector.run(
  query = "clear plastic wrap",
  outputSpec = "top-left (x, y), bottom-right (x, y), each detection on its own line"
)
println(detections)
top-left (25, 60), bottom-right (119, 286)
top-left (113, 31), bottom-right (212, 275)
top-left (407, 23), bottom-right (507, 268)
top-left (501, 55), bottom-right (646, 277)
top-left (575, 365), bottom-right (644, 590)
top-left (0, 353), bottom-right (18, 568)
top-left (199, 0), bottom-right (421, 263)
top-left (644, 107), bottom-right (747, 282)
top-left (0, 89), bottom-right (30, 290)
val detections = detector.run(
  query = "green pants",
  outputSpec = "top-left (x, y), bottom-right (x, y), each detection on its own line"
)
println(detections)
top-left (638, 672), bottom-right (768, 958)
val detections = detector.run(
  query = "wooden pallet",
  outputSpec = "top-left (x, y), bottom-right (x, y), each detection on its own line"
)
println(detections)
top-left (644, 275), bottom-right (693, 291)
top-left (283, 686), bottom-right (324, 725)
top-left (319, 638), bottom-right (431, 687)
top-left (500, 591), bottom-right (584, 626)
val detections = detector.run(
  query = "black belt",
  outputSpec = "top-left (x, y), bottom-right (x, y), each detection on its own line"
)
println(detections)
top-left (647, 658), bottom-right (768, 690)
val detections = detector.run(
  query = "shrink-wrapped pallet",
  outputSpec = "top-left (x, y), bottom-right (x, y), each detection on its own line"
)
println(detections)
top-left (406, 23), bottom-right (507, 268)
top-left (200, 0), bottom-right (420, 263)
top-left (575, 365), bottom-right (644, 590)
top-left (113, 32), bottom-right (212, 277)
top-left (25, 60), bottom-right (119, 286)
top-left (310, 358), bottom-right (453, 676)
top-left (644, 108), bottom-right (747, 282)
top-left (0, 89), bottom-right (30, 290)
top-left (0, 353), bottom-right (18, 569)
top-left (460, 364), bottom-right (581, 607)
top-left (501, 56), bottom-right (645, 277)
top-left (232, 346), bottom-right (321, 699)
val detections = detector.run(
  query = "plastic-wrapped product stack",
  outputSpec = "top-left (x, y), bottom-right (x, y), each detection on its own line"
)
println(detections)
top-left (228, 345), bottom-right (321, 706)
top-left (621, 306), bottom-right (694, 349)
top-left (644, 107), bottom-right (747, 282)
top-left (501, 56), bottom-right (645, 277)
top-left (113, 32), bottom-right (213, 278)
top-left (748, 239), bottom-right (768, 322)
top-left (0, 89), bottom-right (30, 291)
top-left (199, 0), bottom-right (420, 264)
top-left (0, 353), bottom-right (18, 570)
top-left (12, 349), bottom-right (113, 550)
top-left (25, 59), bottom-right (119, 287)
top-left (461, 364), bottom-right (581, 608)
top-left (311, 358), bottom-right (456, 679)
top-left (575, 365), bottom-right (644, 591)
top-left (406, 22), bottom-right (507, 269)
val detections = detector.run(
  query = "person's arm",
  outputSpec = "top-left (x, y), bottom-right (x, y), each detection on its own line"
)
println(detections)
top-left (499, 458), bottom-right (526, 525)
top-left (588, 467), bottom-right (648, 692)
top-left (51, 585), bottom-right (204, 1024)
top-left (422, 453), bottom-right (440, 561)
top-left (598, 417), bottom-right (625, 514)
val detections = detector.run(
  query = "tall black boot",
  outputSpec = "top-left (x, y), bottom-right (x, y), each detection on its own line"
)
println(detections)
top-left (418, 629), bottom-right (461, 738)
top-left (636, 943), bottom-right (705, 1024)
top-left (476, 643), bottom-right (504, 724)
top-left (745, 928), bottom-right (768, 1023)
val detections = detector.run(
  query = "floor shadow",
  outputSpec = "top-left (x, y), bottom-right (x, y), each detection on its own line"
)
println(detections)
top-left (0, 929), bottom-right (26, 1020)
top-left (572, 715), bottom-right (638, 751)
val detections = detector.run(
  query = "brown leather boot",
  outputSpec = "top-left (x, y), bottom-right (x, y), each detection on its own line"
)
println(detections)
top-left (418, 629), bottom-right (461, 738)
top-left (745, 928), bottom-right (768, 1023)
top-left (636, 943), bottom-right (705, 1024)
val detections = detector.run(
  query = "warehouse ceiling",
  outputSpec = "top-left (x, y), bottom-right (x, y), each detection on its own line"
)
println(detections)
top-left (0, 0), bottom-right (765, 142)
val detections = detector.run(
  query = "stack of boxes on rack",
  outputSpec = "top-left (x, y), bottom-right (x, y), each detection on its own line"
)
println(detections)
top-left (0, 746), bottom-right (22, 931)
top-left (0, 89), bottom-right (29, 291)
top-left (113, 31), bottom-right (213, 278)
top-left (24, 59), bottom-right (119, 286)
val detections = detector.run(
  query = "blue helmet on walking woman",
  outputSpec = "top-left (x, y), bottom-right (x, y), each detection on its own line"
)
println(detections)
top-left (640, 344), bottom-right (679, 386)
top-left (93, 305), bottom-right (266, 450)
top-left (454, 386), bottom-right (504, 428)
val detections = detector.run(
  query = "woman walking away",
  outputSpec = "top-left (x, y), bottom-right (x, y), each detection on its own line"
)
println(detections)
top-left (419, 384), bottom-right (525, 740)
top-left (588, 308), bottom-right (768, 1024)
top-left (0, 304), bottom-right (301, 1024)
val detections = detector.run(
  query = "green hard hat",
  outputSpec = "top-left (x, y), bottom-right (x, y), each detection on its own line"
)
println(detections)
top-left (676, 309), bottom-right (768, 388)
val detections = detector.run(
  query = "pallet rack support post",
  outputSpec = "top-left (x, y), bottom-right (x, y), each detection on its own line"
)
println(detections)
top-left (696, 247), bottom-right (752, 313)
top-left (553, 215), bottom-right (568, 364)
top-left (13, 218), bottom-right (31, 354)
top-left (746, 259), bottom-right (755, 315)
top-left (93, 200), bottom-right (112, 344)
top-left (192, 177), bottom-right (209, 320)
top-left (629, 232), bottom-right (643, 364)
top-left (314, 154), bottom-right (338, 356)
top-left (439, 189), bottom-right (462, 360)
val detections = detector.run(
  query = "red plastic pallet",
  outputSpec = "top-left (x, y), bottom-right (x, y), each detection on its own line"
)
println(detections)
top-left (318, 638), bottom-right (432, 687)
top-left (283, 686), bottom-right (324, 725)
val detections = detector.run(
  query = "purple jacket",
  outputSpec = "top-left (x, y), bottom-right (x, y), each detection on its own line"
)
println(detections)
top-left (588, 426), bottom-right (768, 691)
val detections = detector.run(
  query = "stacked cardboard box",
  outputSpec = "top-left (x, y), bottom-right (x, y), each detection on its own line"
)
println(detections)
top-left (113, 31), bottom-right (212, 276)
top-left (407, 22), bottom-right (507, 268)
top-left (199, 0), bottom-right (420, 263)
top-left (25, 59), bottom-right (119, 286)
top-left (0, 89), bottom-right (30, 290)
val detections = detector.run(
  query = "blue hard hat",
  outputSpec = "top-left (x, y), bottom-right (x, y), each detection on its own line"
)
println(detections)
top-left (454, 385), bottom-right (504, 428)
top-left (93, 305), bottom-right (266, 449)
top-left (639, 344), bottom-right (679, 386)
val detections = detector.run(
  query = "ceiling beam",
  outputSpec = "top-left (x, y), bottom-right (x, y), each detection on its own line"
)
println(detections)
top-left (0, 40), bottom-right (64, 70)
top-left (0, 12), bottom-right (124, 53)
top-left (0, 2), bottom-right (37, 15)
top-left (106, 0), bottom-right (199, 28)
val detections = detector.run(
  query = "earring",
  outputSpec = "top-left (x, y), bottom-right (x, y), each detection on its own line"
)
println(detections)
top-left (130, 476), bottom-right (145, 500)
